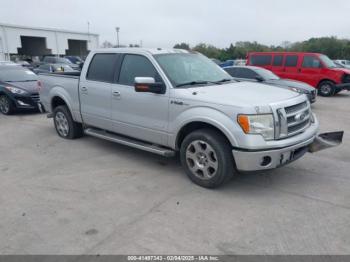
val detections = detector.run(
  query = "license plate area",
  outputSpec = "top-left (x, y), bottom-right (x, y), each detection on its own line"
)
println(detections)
top-left (279, 146), bottom-right (308, 166)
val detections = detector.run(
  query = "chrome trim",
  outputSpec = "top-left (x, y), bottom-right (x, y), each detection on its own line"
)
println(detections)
top-left (84, 128), bottom-right (175, 157)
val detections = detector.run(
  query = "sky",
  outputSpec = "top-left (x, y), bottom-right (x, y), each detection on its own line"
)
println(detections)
top-left (0, 0), bottom-right (350, 48)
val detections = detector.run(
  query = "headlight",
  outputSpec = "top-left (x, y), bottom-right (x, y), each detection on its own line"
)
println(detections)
top-left (237, 114), bottom-right (275, 140)
top-left (289, 87), bottom-right (305, 94)
top-left (5, 86), bottom-right (28, 95)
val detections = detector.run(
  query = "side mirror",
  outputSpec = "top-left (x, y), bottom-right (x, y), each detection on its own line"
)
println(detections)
top-left (134, 77), bottom-right (165, 94)
top-left (255, 75), bottom-right (264, 82)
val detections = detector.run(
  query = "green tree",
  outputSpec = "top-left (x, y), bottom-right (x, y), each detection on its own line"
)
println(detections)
top-left (173, 43), bottom-right (190, 50)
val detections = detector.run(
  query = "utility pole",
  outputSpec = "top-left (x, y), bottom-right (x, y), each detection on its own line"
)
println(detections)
top-left (87, 22), bottom-right (91, 43)
top-left (115, 27), bottom-right (120, 47)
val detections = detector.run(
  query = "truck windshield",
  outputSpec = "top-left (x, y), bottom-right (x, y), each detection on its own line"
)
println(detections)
top-left (154, 53), bottom-right (232, 87)
top-left (319, 55), bottom-right (337, 68)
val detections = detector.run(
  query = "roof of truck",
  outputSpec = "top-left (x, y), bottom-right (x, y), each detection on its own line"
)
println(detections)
top-left (93, 48), bottom-right (192, 55)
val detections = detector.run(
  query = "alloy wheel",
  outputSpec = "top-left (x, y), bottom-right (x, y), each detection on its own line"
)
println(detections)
top-left (320, 83), bottom-right (332, 96)
top-left (55, 111), bottom-right (70, 137)
top-left (185, 140), bottom-right (219, 180)
top-left (0, 96), bottom-right (10, 114)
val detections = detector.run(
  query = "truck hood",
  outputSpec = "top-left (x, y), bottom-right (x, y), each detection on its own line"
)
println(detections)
top-left (176, 81), bottom-right (301, 107)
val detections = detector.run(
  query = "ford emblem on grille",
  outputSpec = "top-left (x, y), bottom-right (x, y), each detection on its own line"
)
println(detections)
top-left (295, 112), bottom-right (306, 122)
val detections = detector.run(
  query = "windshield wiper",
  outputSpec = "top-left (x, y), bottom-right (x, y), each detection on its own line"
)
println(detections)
top-left (214, 78), bottom-right (235, 84)
top-left (176, 81), bottom-right (212, 88)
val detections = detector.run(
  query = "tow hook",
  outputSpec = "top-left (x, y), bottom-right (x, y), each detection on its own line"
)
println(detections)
top-left (308, 131), bottom-right (344, 153)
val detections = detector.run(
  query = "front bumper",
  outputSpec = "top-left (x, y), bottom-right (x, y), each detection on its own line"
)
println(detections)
top-left (307, 90), bottom-right (317, 103)
top-left (336, 83), bottom-right (350, 91)
top-left (232, 131), bottom-right (343, 172)
top-left (12, 93), bottom-right (41, 110)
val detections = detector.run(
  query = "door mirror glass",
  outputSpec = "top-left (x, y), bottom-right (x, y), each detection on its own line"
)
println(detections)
top-left (134, 77), bottom-right (165, 94)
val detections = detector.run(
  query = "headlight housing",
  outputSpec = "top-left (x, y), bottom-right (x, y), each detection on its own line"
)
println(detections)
top-left (237, 114), bottom-right (275, 140)
top-left (288, 87), bottom-right (305, 94)
top-left (5, 86), bottom-right (28, 95)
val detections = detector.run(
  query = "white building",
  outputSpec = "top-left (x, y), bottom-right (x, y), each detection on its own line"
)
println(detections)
top-left (0, 23), bottom-right (99, 61)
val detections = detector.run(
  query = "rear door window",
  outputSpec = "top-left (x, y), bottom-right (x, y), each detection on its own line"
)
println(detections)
top-left (250, 55), bottom-right (272, 66)
top-left (285, 55), bottom-right (298, 67)
top-left (237, 68), bottom-right (258, 79)
top-left (86, 53), bottom-right (118, 82)
top-left (273, 55), bottom-right (283, 66)
top-left (224, 67), bottom-right (239, 77)
top-left (118, 54), bottom-right (160, 86)
top-left (302, 56), bottom-right (321, 68)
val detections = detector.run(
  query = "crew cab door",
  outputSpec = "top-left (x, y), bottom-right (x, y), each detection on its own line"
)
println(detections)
top-left (110, 54), bottom-right (169, 145)
top-left (79, 53), bottom-right (119, 130)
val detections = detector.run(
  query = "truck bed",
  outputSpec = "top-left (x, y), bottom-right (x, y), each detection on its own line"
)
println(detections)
top-left (38, 72), bottom-right (81, 121)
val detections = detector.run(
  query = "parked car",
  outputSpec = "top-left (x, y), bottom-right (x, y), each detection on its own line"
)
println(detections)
top-left (39, 48), bottom-right (342, 188)
top-left (224, 66), bottom-right (317, 103)
top-left (0, 65), bottom-right (42, 114)
top-left (333, 61), bottom-right (346, 68)
top-left (41, 56), bottom-right (81, 71)
top-left (16, 60), bottom-right (35, 71)
top-left (334, 60), bottom-right (350, 69)
top-left (34, 63), bottom-right (77, 74)
top-left (219, 60), bottom-right (235, 67)
top-left (65, 56), bottom-right (84, 65)
top-left (246, 52), bottom-right (350, 96)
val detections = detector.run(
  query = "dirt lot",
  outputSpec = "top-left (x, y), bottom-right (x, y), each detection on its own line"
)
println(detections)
top-left (0, 93), bottom-right (350, 255)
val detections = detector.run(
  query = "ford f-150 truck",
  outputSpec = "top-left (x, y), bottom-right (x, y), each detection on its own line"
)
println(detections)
top-left (38, 48), bottom-right (343, 188)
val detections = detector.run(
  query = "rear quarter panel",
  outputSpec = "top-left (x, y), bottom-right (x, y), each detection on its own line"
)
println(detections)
top-left (39, 74), bottom-right (82, 122)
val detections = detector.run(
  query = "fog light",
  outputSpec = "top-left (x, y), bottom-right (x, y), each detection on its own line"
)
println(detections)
top-left (260, 156), bottom-right (272, 167)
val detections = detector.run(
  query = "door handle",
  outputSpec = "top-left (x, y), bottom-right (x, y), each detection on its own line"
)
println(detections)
top-left (81, 86), bottom-right (88, 91)
top-left (113, 91), bottom-right (121, 97)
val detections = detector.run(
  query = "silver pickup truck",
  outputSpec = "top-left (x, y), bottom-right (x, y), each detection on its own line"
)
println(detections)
top-left (39, 48), bottom-right (343, 188)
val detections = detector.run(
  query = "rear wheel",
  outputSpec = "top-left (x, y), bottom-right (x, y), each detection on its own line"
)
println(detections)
top-left (53, 105), bottom-right (83, 139)
top-left (0, 95), bottom-right (14, 115)
top-left (318, 81), bottom-right (335, 97)
top-left (180, 129), bottom-right (235, 188)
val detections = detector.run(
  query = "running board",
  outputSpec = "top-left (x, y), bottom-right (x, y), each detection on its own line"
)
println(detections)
top-left (84, 128), bottom-right (175, 157)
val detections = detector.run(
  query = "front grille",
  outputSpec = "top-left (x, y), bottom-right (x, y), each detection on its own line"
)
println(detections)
top-left (343, 74), bottom-right (350, 84)
top-left (285, 101), bottom-right (307, 114)
top-left (288, 119), bottom-right (310, 134)
top-left (30, 93), bottom-right (40, 103)
top-left (276, 100), bottom-right (311, 139)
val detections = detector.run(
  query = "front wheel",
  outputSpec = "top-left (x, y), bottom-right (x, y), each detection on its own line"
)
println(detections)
top-left (53, 105), bottom-right (83, 139)
top-left (318, 81), bottom-right (335, 97)
top-left (0, 95), bottom-right (14, 115)
top-left (180, 129), bottom-right (235, 188)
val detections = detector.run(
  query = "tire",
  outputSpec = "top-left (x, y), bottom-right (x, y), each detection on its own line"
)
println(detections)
top-left (180, 128), bottom-right (235, 188)
top-left (318, 81), bottom-right (335, 97)
top-left (53, 105), bottom-right (83, 139)
top-left (0, 95), bottom-right (14, 115)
